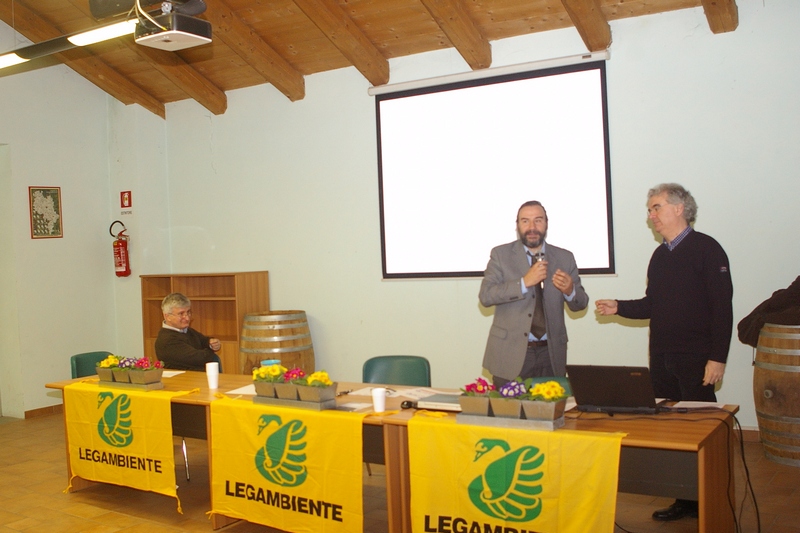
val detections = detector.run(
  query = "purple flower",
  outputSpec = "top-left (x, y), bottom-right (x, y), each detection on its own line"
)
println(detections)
top-left (498, 380), bottom-right (526, 398)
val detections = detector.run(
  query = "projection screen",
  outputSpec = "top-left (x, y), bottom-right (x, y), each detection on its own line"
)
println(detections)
top-left (376, 60), bottom-right (613, 279)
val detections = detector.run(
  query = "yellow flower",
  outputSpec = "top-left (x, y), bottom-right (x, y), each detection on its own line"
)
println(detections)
top-left (253, 364), bottom-right (287, 382)
top-left (529, 381), bottom-right (566, 401)
top-left (306, 371), bottom-right (332, 387)
top-left (97, 355), bottom-right (119, 368)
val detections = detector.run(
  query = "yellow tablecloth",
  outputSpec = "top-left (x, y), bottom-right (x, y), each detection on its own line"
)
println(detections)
top-left (409, 415), bottom-right (625, 532)
top-left (209, 397), bottom-right (367, 533)
top-left (64, 381), bottom-right (186, 509)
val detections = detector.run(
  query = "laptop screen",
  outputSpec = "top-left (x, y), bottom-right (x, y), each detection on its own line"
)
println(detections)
top-left (565, 365), bottom-right (662, 414)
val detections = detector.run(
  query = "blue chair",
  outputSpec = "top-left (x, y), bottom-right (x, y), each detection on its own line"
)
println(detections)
top-left (362, 355), bottom-right (431, 387)
top-left (362, 356), bottom-right (431, 474)
top-left (70, 351), bottom-right (113, 379)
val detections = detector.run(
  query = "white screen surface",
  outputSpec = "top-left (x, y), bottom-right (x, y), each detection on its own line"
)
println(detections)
top-left (377, 62), bottom-right (613, 278)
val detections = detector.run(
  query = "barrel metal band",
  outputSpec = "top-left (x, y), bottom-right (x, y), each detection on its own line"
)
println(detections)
top-left (756, 344), bottom-right (800, 356)
top-left (240, 344), bottom-right (312, 354)
top-left (761, 437), bottom-right (800, 453)
top-left (246, 312), bottom-right (306, 321)
top-left (756, 409), bottom-right (800, 423)
top-left (763, 451), bottom-right (800, 467)
top-left (760, 425), bottom-right (800, 441)
top-left (241, 333), bottom-right (310, 343)
top-left (244, 323), bottom-right (306, 331)
top-left (754, 360), bottom-right (800, 371)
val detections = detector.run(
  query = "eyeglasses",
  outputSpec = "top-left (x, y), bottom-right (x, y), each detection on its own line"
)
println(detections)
top-left (169, 310), bottom-right (192, 318)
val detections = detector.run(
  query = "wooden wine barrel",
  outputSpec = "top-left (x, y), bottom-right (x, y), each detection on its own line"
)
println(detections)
top-left (239, 311), bottom-right (316, 374)
top-left (753, 323), bottom-right (800, 466)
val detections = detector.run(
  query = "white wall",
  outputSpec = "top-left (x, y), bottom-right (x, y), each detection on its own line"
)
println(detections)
top-left (1, 1), bottom-right (798, 427)
top-left (0, 60), bottom-right (119, 417)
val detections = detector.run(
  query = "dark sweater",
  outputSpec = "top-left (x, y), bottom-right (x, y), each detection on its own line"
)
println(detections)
top-left (617, 230), bottom-right (733, 363)
top-left (155, 327), bottom-right (217, 371)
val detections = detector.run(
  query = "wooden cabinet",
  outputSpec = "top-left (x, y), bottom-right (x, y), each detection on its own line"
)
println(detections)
top-left (141, 271), bottom-right (269, 374)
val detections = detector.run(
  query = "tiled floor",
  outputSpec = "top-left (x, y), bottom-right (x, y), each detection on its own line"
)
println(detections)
top-left (0, 414), bottom-right (798, 532)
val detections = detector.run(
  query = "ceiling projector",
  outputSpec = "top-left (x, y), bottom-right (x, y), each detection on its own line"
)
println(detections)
top-left (134, 12), bottom-right (211, 51)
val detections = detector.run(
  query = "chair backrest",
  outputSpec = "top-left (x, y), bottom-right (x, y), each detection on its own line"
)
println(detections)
top-left (70, 351), bottom-right (113, 379)
top-left (362, 355), bottom-right (431, 387)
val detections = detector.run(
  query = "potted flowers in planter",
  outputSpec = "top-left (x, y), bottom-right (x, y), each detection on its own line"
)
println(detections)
top-left (458, 377), bottom-right (495, 416)
top-left (129, 357), bottom-right (164, 384)
top-left (489, 379), bottom-right (527, 419)
top-left (275, 367), bottom-right (306, 400)
top-left (252, 363), bottom-right (287, 398)
top-left (521, 380), bottom-right (568, 421)
top-left (296, 371), bottom-right (337, 402)
top-left (111, 357), bottom-right (136, 383)
top-left (96, 354), bottom-right (119, 382)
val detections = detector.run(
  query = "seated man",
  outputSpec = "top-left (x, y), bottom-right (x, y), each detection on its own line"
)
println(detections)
top-left (155, 292), bottom-right (222, 371)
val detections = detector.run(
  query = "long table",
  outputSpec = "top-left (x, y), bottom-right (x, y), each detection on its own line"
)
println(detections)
top-left (46, 373), bottom-right (738, 533)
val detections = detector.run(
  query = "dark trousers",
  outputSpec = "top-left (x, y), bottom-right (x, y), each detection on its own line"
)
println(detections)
top-left (649, 352), bottom-right (716, 402)
top-left (650, 352), bottom-right (716, 512)
top-left (492, 343), bottom-right (554, 388)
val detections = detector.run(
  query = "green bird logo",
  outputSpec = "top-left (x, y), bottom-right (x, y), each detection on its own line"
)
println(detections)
top-left (467, 438), bottom-right (545, 522)
top-left (96, 392), bottom-right (133, 447)
top-left (254, 414), bottom-right (308, 487)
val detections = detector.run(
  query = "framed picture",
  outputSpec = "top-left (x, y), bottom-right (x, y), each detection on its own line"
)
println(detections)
top-left (29, 186), bottom-right (63, 239)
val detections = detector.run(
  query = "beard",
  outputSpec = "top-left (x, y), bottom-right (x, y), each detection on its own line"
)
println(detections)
top-left (519, 228), bottom-right (546, 249)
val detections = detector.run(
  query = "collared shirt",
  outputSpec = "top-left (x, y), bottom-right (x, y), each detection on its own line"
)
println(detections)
top-left (518, 242), bottom-right (576, 342)
top-left (665, 225), bottom-right (693, 251)
top-left (520, 242), bottom-right (575, 301)
top-left (162, 322), bottom-right (188, 334)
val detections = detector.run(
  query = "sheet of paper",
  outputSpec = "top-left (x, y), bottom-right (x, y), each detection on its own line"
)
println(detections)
top-left (337, 402), bottom-right (373, 412)
top-left (345, 387), bottom-right (459, 400)
top-left (162, 371), bottom-right (185, 378)
top-left (671, 401), bottom-right (726, 410)
top-left (226, 384), bottom-right (256, 396)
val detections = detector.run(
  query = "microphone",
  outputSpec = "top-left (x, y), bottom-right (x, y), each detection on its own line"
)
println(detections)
top-left (534, 252), bottom-right (545, 289)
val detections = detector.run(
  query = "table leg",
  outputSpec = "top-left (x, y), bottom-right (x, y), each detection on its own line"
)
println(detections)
top-left (384, 423), bottom-right (411, 533)
top-left (697, 416), bottom-right (736, 532)
top-left (59, 394), bottom-right (97, 492)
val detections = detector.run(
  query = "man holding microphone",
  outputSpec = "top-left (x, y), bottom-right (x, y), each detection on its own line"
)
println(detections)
top-left (479, 200), bottom-right (589, 387)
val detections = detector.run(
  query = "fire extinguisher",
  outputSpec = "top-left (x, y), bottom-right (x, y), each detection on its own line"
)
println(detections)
top-left (110, 220), bottom-right (131, 277)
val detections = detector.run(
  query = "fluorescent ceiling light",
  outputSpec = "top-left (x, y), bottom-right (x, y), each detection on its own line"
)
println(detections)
top-left (0, 53), bottom-right (28, 69)
top-left (68, 19), bottom-right (137, 46)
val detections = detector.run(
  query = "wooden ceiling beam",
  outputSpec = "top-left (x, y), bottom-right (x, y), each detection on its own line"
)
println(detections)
top-left (700, 0), bottom-right (738, 34)
top-left (419, 0), bottom-right (491, 70)
top-left (0, 1), bottom-right (165, 118)
top-left (132, 44), bottom-right (227, 115)
top-left (203, 0), bottom-right (305, 101)
top-left (292, 0), bottom-right (389, 87)
top-left (63, 0), bottom-right (226, 115)
top-left (560, 0), bottom-right (612, 52)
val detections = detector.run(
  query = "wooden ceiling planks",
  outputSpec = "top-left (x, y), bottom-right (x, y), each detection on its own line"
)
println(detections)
top-left (0, 0), bottom-right (738, 118)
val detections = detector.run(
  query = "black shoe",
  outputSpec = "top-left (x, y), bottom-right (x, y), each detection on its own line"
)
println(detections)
top-left (652, 500), bottom-right (699, 521)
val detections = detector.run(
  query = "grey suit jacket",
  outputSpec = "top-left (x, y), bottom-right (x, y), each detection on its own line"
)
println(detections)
top-left (479, 240), bottom-right (588, 379)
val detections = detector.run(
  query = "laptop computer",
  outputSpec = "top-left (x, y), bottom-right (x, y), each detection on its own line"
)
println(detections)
top-left (565, 364), bottom-right (664, 414)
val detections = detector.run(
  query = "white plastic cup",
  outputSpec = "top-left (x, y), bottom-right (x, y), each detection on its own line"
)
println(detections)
top-left (206, 362), bottom-right (219, 389)
top-left (371, 387), bottom-right (387, 413)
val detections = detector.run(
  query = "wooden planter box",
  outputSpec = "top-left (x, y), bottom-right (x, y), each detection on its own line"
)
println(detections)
top-left (129, 368), bottom-right (163, 385)
top-left (254, 381), bottom-right (276, 398)
top-left (96, 368), bottom-right (114, 382)
top-left (274, 383), bottom-right (299, 400)
top-left (521, 399), bottom-right (567, 421)
top-left (297, 383), bottom-right (337, 403)
top-left (489, 398), bottom-right (523, 419)
top-left (458, 395), bottom-right (492, 416)
top-left (111, 369), bottom-right (130, 383)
